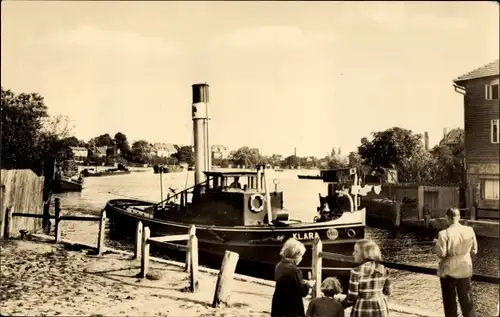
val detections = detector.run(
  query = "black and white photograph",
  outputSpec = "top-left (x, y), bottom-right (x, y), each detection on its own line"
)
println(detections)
top-left (1, 1), bottom-right (498, 317)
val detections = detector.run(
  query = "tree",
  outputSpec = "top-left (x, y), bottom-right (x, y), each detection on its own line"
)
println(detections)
top-left (429, 129), bottom-right (465, 185)
top-left (327, 147), bottom-right (348, 169)
top-left (283, 155), bottom-right (300, 168)
top-left (114, 132), bottom-right (131, 157)
top-left (172, 145), bottom-right (195, 166)
top-left (231, 146), bottom-right (261, 168)
top-left (1, 87), bottom-right (49, 171)
top-left (348, 151), bottom-right (362, 169)
top-left (94, 133), bottom-right (114, 147)
top-left (130, 140), bottom-right (151, 164)
top-left (358, 127), bottom-right (423, 176)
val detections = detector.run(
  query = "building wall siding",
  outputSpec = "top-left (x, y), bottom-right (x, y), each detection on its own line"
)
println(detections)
top-left (461, 77), bottom-right (500, 219)
top-left (463, 77), bottom-right (500, 164)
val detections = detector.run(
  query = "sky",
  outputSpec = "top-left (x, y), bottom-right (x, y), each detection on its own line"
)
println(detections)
top-left (1, 1), bottom-right (499, 158)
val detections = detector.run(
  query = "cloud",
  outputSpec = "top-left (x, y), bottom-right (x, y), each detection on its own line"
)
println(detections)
top-left (40, 25), bottom-right (186, 56)
top-left (208, 25), bottom-right (336, 51)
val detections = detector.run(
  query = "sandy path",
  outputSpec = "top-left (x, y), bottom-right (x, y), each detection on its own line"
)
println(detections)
top-left (1, 238), bottom-right (428, 317)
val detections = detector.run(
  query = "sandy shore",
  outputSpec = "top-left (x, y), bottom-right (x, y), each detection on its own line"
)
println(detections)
top-left (1, 237), bottom-right (435, 317)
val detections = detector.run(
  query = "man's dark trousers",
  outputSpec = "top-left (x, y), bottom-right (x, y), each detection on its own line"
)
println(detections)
top-left (440, 276), bottom-right (476, 317)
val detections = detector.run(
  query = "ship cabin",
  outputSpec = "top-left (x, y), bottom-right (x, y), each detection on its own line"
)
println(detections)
top-left (157, 170), bottom-right (290, 227)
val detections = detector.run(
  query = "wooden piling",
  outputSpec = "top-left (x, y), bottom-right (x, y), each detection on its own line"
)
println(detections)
top-left (4, 207), bottom-right (13, 239)
top-left (212, 250), bottom-right (239, 308)
top-left (189, 233), bottom-right (199, 292)
top-left (134, 221), bottom-right (143, 260)
top-left (54, 198), bottom-right (62, 242)
top-left (97, 209), bottom-right (106, 255)
top-left (185, 225), bottom-right (196, 273)
top-left (311, 238), bottom-right (322, 298)
top-left (140, 227), bottom-right (151, 278)
top-left (394, 201), bottom-right (401, 228)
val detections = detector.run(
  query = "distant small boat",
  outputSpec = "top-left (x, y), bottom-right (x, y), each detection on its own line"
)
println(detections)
top-left (81, 164), bottom-right (130, 177)
top-left (153, 165), bottom-right (169, 174)
top-left (275, 168), bottom-right (284, 172)
top-left (53, 174), bottom-right (84, 193)
top-left (297, 174), bottom-right (322, 180)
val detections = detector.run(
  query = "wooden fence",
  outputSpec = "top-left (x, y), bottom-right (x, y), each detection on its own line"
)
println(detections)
top-left (138, 223), bottom-right (199, 292)
top-left (1, 169), bottom-right (45, 238)
top-left (5, 200), bottom-right (245, 308)
top-left (311, 238), bottom-right (499, 298)
top-left (136, 221), bottom-right (240, 306)
top-left (4, 198), bottom-right (107, 254)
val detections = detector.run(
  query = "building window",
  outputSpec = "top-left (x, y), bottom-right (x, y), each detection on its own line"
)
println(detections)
top-left (485, 83), bottom-right (499, 100)
top-left (492, 119), bottom-right (500, 144)
top-left (484, 179), bottom-right (500, 200)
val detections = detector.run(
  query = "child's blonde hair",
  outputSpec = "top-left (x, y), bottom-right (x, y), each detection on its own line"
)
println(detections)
top-left (355, 239), bottom-right (382, 262)
top-left (320, 277), bottom-right (343, 297)
top-left (280, 238), bottom-right (306, 263)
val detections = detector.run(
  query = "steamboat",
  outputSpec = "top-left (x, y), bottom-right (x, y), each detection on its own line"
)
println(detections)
top-left (104, 83), bottom-right (381, 285)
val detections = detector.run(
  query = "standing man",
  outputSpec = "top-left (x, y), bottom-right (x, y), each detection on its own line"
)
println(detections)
top-left (434, 207), bottom-right (478, 317)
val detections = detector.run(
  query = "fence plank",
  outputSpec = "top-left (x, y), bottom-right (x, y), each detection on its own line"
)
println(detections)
top-left (97, 210), bottom-right (106, 255)
top-left (134, 221), bottom-right (143, 260)
top-left (4, 208), bottom-right (13, 238)
top-left (59, 215), bottom-right (102, 221)
top-left (311, 238), bottom-right (322, 298)
top-left (140, 227), bottom-right (151, 278)
top-left (190, 234), bottom-right (199, 292)
top-left (149, 234), bottom-right (189, 243)
top-left (55, 198), bottom-right (62, 242)
top-left (212, 250), bottom-right (239, 307)
top-left (185, 225), bottom-right (196, 273)
top-left (1, 169), bottom-right (44, 238)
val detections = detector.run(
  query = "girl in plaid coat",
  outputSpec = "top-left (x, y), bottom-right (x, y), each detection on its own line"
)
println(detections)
top-left (341, 239), bottom-right (391, 317)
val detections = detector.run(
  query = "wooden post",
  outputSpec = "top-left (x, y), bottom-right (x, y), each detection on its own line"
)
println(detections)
top-left (4, 207), bottom-right (13, 239)
top-left (140, 227), bottom-right (150, 278)
top-left (134, 221), bottom-right (143, 260)
top-left (417, 186), bottom-right (425, 220)
top-left (54, 198), bottom-right (62, 242)
top-left (185, 225), bottom-right (196, 272)
top-left (42, 157), bottom-right (56, 234)
top-left (189, 233), bottom-right (199, 292)
top-left (97, 209), bottom-right (106, 255)
top-left (311, 238), bottom-right (322, 298)
top-left (394, 201), bottom-right (401, 227)
top-left (212, 251), bottom-right (239, 307)
top-left (0, 186), bottom-right (6, 239)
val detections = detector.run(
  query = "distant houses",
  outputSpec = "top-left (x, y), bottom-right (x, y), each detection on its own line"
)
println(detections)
top-left (69, 146), bottom-right (88, 163)
top-left (150, 143), bottom-right (177, 157)
top-left (211, 144), bottom-right (230, 160)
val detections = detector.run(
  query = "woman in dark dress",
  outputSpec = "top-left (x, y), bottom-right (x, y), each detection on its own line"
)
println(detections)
top-left (271, 238), bottom-right (315, 317)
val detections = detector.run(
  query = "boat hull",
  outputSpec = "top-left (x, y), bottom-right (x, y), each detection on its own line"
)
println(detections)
top-left (53, 179), bottom-right (83, 193)
top-left (297, 175), bottom-right (322, 180)
top-left (105, 199), bottom-right (363, 289)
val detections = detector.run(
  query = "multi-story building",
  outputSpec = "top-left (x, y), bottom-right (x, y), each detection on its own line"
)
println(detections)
top-left (453, 59), bottom-right (499, 219)
top-left (211, 144), bottom-right (230, 160)
top-left (69, 146), bottom-right (88, 163)
top-left (151, 143), bottom-right (177, 157)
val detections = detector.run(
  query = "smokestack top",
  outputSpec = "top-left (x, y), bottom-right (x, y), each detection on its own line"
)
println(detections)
top-left (192, 83), bottom-right (209, 104)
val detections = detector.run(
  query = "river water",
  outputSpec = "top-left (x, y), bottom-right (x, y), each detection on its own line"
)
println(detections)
top-left (52, 167), bottom-right (499, 316)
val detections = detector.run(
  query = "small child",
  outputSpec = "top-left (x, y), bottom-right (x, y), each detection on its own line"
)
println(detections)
top-left (306, 277), bottom-right (345, 317)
